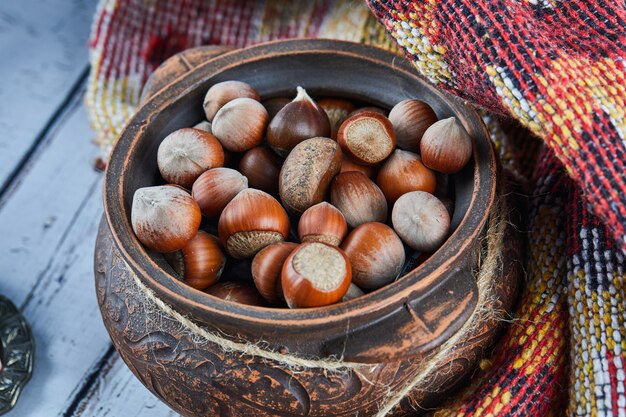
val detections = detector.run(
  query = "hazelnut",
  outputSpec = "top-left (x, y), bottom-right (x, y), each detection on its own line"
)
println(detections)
top-left (218, 189), bottom-right (290, 258)
top-left (298, 202), bottom-right (348, 246)
top-left (349, 106), bottom-right (388, 117)
top-left (238, 147), bottom-right (283, 195)
top-left (337, 111), bottom-right (396, 165)
top-left (267, 86), bottom-right (331, 156)
top-left (181, 231), bottom-right (226, 290)
top-left (340, 157), bottom-right (379, 179)
top-left (203, 80), bottom-right (259, 121)
top-left (279, 137), bottom-right (342, 214)
top-left (391, 191), bottom-right (450, 252)
top-left (157, 128), bottom-right (224, 188)
top-left (330, 171), bottom-right (387, 228)
top-left (318, 98), bottom-right (356, 139)
top-left (341, 283), bottom-right (365, 302)
top-left (212, 97), bottom-right (269, 152)
top-left (420, 117), bottom-right (473, 174)
top-left (193, 120), bottom-right (212, 133)
top-left (131, 185), bottom-right (201, 253)
top-left (341, 222), bottom-right (405, 290)
top-left (376, 149), bottom-right (436, 204)
top-left (388, 99), bottom-right (437, 152)
top-left (191, 168), bottom-right (248, 217)
top-left (281, 242), bottom-right (352, 308)
top-left (251, 242), bottom-right (298, 304)
top-left (204, 281), bottom-right (267, 306)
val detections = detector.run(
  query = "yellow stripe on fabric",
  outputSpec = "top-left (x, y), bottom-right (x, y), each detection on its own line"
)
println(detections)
top-left (317, 0), bottom-right (371, 42)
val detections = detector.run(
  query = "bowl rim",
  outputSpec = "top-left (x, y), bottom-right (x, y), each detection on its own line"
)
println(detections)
top-left (104, 39), bottom-right (496, 331)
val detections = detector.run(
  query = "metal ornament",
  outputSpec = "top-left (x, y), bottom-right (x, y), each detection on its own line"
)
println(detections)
top-left (0, 295), bottom-right (34, 415)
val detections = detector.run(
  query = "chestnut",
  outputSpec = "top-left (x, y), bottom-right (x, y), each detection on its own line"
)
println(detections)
top-left (318, 98), bottom-right (355, 139)
top-left (181, 231), bottom-right (226, 290)
top-left (218, 189), bottom-right (290, 259)
top-left (341, 222), bottom-right (405, 290)
top-left (281, 242), bottom-right (352, 308)
top-left (262, 97), bottom-right (291, 120)
top-left (388, 99), bottom-right (438, 152)
top-left (279, 137), bottom-right (342, 214)
top-left (212, 97), bottom-right (269, 152)
top-left (267, 86), bottom-right (331, 156)
top-left (330, 171), bottom-right (387, 228)
top-left (204, 281), bottom-right (267, 306)
top-left (337, 111), bottom-right (396, 165)
top-left (376, 149), bottom-right (436, 204)
top-left (238, 147), bottom-right (283, 195)
top-left (203, 80), bottom-right (259, 121)
top-left (157, 128), bottom-right (225, 188)
top-left (392, 191), bottom-right (450, 252)
top-left (298, 202), bottom-right (348, 246)
top-left (131, 185), bottom-right (201, 253)
top-left (251, 242), bottom-right (298, 304)
top-left (191, 167), bottom-right (248, 217)
top-left (420, 117), bottom-right (473, 174)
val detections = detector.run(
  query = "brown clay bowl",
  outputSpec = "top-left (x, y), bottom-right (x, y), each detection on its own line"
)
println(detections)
top-left (94, 40), bottom-right (520, 416)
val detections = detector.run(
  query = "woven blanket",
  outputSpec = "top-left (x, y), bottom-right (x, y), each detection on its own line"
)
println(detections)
top-left (86, 1), bottom-right (626, 416)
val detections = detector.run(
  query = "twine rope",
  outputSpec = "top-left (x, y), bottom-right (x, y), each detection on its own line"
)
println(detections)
top-left (127, 196), bottom-right (506, 416)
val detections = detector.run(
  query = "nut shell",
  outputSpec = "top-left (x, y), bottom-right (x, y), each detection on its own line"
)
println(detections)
top-left (330, 171), bottom-right (387, 228)
top-left (204, 281), bottom-right (266, 306)
top-left (388, 99), bottom-right (437, 152)
top-left (279, 137), bottom-right (342, 214)
top-left (267, 86), bottom-right (331, 156)
top-left (203, 80), bottom-right (259, 121)
top-left (252, 242), bottom-right (298, 304)
top-left (218, 189), bottom-right (290, 259)
top-left (281, 242), bottom-right (352, 308)
top-left (238, 147), bottom-right (283, 195)
top-left (157, 128), bottom-right (225, 188)
top-left (337, 111), bottom-right (395, 165)
top-left (318, 98), bottom-right (355, 140)
top-left (420, 117), bottom-right (473, 174)
top-left (376, 149), bottom-right (436, 204)
top-left (341, 222), bottom-right (405, 290)
top-left (298, 202), bottom-right (347, 246)
top-left (131, 185), bottom-right (201, 253)
top-left (181, 231), bottom-right (226, 290)
top-left (212, 97), bottom-right (269, 152)
top-left (340, 157), bottom-right (379, 179)
top-left (392, 191), bottom-right (450, 252)
top-left (192, 168), bottom-right (248, 217)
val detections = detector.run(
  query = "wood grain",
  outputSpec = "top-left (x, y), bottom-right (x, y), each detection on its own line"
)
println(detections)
top-left (0, 0), bottom-right (95, 192)
top-left (0, 87), bottom-right (114, 417)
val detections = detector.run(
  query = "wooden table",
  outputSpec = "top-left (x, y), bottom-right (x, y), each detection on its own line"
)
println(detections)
top-left (0, 1), bottom-right (175, 415)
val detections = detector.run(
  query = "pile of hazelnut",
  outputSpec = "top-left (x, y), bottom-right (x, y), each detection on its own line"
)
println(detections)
top-left (131, 80), bottom-right (473, 308)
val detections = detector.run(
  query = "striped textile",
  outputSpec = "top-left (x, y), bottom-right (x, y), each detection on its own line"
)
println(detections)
top-left (86, 1), bottom-right (626, 416)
